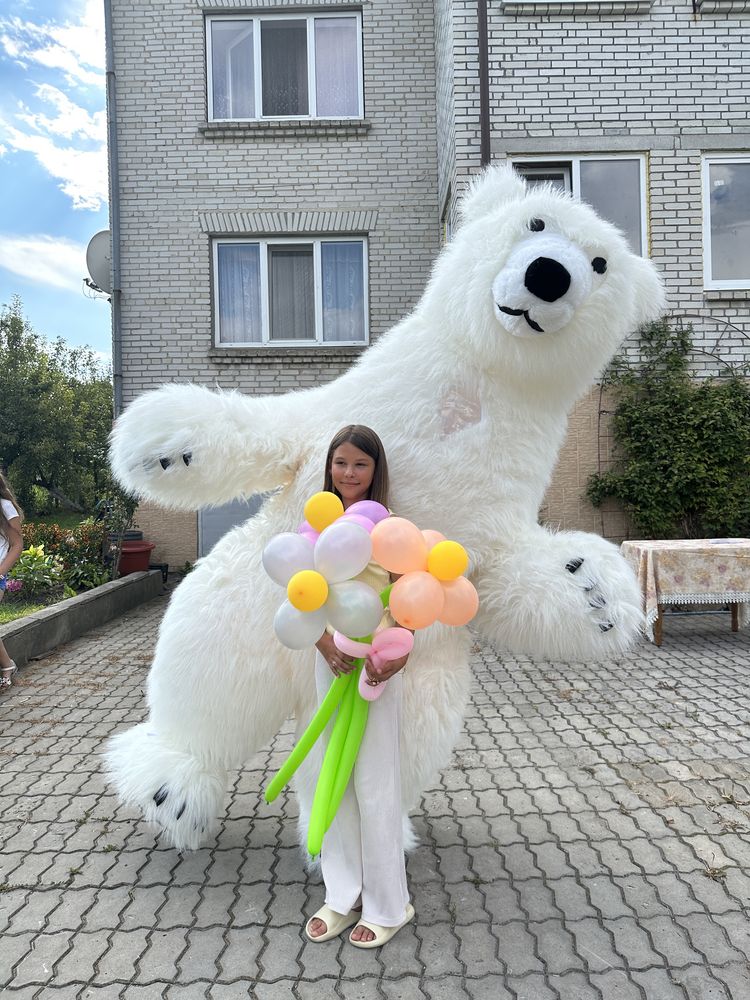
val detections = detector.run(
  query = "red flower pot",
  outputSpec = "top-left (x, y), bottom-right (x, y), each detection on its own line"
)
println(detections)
top-left (118, 541), bottom-right (156, 575)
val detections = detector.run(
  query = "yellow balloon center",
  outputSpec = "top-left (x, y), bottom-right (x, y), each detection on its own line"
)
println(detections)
top-left (287, 570), bottom-right (329, 612)
top-left (427, 540), bottom-right (469, 581)
top-left (304, 491), bottom-right (344, 533)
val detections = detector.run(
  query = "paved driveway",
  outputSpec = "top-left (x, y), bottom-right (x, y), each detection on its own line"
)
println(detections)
top-left (1, 591), bottom-right (749, 999)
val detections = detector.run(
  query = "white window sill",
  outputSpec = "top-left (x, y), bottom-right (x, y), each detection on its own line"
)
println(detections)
top-left (695, 0), bottom-right (750, 10)
top-left (209, 345), bottom-right (368, 362)
top-left (704, 288), bottom-right (750, 301)
top-left (502, 0), bottom-right (651, 12)
top-left (200, 119), bottom-right (372, 139)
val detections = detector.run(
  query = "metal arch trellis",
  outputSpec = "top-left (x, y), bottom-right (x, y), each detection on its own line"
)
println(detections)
top-left (594, 310), bottom-right (750, 537)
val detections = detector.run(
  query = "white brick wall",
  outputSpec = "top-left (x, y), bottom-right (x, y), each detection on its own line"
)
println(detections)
top-left (112, 0), bottom-right (441, 403)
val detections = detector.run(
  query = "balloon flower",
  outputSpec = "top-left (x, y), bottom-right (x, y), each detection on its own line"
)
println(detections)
top-left (370, 518), bottom-right (479, 628)
top-left (262, 492), bottom-right (478, 857)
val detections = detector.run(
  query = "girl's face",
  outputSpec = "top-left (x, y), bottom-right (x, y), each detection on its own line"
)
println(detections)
top-left (330, 442), bottom-right (376, 508)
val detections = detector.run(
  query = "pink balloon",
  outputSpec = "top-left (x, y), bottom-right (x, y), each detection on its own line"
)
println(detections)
top-left (333, 632), bottom-right (372, 658)
top-left (389, 571), bottom-right (444, 629)
top-left (438, 577), bottom-right (479, 626)
top-left (371, 517), bottom-right (428, 574)
top-left (347, 500), bottom-right (390, 524)
top-left (421, 529), bottom-right (446, 550)
top-left (299, 529), bottom-right (319, 545)
top-left (341, 513), bottom-right (376, 534)
top-left (359, 669), bottom-right (386, 701)
top-left (371, 627), bottom-right (414, 664)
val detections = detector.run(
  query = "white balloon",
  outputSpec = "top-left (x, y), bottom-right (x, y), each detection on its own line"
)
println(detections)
top-left (262, 532), bottom-right (315, 587)
top-left (325, 581), bottom-right (384, 638)
top-left (273, 601), bottom-right (327, 650)
top-left (314, 520), bottom-right (372, 583)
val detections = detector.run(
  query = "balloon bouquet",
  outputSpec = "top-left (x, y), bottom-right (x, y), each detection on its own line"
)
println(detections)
top-left (262, 492), bottom-right (478, 855)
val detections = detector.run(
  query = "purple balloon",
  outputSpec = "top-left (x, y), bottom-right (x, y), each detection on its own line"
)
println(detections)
top-left (346, 500), bottom-right (390, 524)
top-left (341, 513), bottom-right (375, 534)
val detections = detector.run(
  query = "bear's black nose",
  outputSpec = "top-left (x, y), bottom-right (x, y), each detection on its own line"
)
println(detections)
top-left (524, 257), bottom-right (571, 303)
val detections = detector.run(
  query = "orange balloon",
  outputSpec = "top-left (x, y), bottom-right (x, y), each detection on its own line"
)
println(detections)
top-left (389, 572), bottom-right (444, 629)
top-left (371, 517), bottom-right (428, 574)
top-left (438, 577), bottom-right (479, 626)
top-left (421, 529), bottom-right (446, 550)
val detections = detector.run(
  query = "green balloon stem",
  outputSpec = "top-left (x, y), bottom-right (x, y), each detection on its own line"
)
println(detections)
top-left (307, 667), bottom-right (358, 855)
top-left (264, 672), bottom-right (348, 803)
top-left (326, 670), bottom-right (370, 828)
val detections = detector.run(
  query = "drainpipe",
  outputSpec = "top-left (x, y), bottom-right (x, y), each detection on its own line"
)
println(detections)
top-left (103, 0), bottom-right (123, 416)
top-left (478, 0), bottom-right (491, 167)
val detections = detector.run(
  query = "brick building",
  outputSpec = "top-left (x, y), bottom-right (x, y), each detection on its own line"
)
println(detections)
top-left (105, 0), bottom-right (749, 566)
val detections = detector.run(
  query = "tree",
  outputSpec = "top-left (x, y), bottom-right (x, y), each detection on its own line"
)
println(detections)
top-left (0, 296), bottom-right (114, 513)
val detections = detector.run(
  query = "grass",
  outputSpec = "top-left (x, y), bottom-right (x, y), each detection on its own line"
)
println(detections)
top-left (0, 600), bottom-right (46, 624)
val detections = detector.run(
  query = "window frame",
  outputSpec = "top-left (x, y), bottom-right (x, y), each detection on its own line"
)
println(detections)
top-left (206, 11), bottom-right (364, 122)
top-left (702, 154), bottom-right (750, 291)
top-left (212, 235), bottom-right (370, 348)
top-left (510, 153), bottom-right (649, 257)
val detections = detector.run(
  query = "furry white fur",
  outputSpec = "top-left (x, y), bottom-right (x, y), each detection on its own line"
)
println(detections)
top-left (104, 168), bottom-right (665, 851)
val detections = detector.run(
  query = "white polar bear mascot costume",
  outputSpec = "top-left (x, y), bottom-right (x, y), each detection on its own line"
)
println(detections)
top-left (106, 167), bottom-right (664, 851)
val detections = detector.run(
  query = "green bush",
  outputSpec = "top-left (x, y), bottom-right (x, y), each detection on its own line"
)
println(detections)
top-left (587, 320), bottom-right (750, 538)
top-left (8, 544), bottom-right (65, 597)
top-left (21, 520), bottom-right (109, 591)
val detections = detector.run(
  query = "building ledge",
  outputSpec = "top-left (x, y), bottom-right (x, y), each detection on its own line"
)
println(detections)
top-left (208, 346), bottom-right (367, 363)
top-left (199, 119), bottom-right (372, 140)
top-left (502, 0), bottom-right (651, 12)
top-left (696, 0), bottom-right (750, 10)
top-left (704, 289), bottom-right (750, 301)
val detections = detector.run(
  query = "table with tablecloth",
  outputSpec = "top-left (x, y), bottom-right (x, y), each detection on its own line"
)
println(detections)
top-left (620, 538), bottom-right (750, 644)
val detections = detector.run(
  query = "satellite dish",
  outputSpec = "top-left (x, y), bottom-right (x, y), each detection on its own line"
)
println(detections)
top-left (86, 230), bottom-right (112, 294)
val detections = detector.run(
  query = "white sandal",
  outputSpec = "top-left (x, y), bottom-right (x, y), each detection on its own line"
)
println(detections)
top-left (0, 661), bottom-right (17, 690)
top-left (349, 903), bottom-right (415, 949)
top-left (305, 904), bottom-right (361, 943)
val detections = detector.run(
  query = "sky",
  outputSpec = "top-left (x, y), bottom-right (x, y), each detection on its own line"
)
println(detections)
top-left (0, 0), bottom-right (111, 359)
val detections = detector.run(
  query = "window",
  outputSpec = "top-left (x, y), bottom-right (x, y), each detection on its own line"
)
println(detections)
top-left (703, 156), bottom-right (750, 290)
top-left (513, 155), bottom-right (647, 256)
top-left (214, 237), bottom-right (368, 347)
top-left (207, 13), bottom-right (363, 121)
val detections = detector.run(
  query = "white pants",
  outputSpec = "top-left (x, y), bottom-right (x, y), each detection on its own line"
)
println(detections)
top-left (315, 652), bottom-right (409, 927)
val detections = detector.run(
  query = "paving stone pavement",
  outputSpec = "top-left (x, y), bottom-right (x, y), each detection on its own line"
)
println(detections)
top-left (1, 589), bottom-right (750, 999)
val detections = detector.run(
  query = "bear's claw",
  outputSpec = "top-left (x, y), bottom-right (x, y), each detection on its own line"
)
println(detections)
top-left (153, 785), bottom-right (169, 806)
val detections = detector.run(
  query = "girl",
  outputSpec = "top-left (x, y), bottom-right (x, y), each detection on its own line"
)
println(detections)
top-left (306, 425), bottom-right (415, 948)
top-left (0, 473), bottom-right (23, 689)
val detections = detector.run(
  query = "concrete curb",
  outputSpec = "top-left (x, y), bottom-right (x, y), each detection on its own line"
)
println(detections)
top-left (0, 570), bottom-right (164, 668)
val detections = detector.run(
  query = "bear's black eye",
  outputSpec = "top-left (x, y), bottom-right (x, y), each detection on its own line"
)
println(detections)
top-left (529, 218), bottom-right (545, 232)
top-left (592, 257), bottom-right (607, 274)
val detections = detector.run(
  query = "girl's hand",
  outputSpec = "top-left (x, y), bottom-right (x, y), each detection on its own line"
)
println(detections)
top-left (365, 653), bottom-right (409, 685)
top-left (315, 632), bottom-right (357, 677)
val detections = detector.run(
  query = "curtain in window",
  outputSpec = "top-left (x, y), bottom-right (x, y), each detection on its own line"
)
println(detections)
top-left (261, 20), bottom-right (308, 116)
top-left (269, 246), bottom-right (315, 341)
top-left (321, 242), bottom-right (365, 343)
top-left (315, 17), bottom-right (359, 117)
top-left (709, 162), bottom-right (750, 282)
top-left (211, 22), bottom-right (254, 119)
top-left (579, 159), bottom-right (642, 255)
top-left (217, 244), bottom-right (262, 343)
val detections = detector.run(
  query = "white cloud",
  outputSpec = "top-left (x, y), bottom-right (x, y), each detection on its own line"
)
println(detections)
top-left (0, 233), bottom-right (88, 293)
top-left (0, 0), bottom-right (107, 211)
top-left (1, 0), bottom-right (104, 88)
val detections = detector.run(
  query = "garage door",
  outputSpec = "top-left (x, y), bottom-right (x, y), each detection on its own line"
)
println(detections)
top-left (197, 495), bottom-right (265, 557)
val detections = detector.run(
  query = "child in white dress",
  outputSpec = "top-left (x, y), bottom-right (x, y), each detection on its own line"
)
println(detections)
top-left (0, 473), bottom-right (23, 689)
top-left (306, 425), bottom-right (414, 949)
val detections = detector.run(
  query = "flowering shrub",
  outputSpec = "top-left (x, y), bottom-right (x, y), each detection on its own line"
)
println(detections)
top-left (22, 520), bottom-right (108, 591)
top-left (8, 544), bottom-right (65, 596)
top-left (5, 578), bottom-right (23, 593)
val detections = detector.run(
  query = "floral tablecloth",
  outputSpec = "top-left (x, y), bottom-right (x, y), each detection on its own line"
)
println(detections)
top-left (620, 538), bottom-right (750, 642)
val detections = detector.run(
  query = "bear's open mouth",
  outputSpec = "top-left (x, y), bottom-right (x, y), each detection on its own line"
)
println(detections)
top-left (497, 305), bottom-right (545, 334)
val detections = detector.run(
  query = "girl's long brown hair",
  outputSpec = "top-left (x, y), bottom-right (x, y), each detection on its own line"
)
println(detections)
top-left (323, 426), bottom-right (389, 508)
top-left (0, 472), bottom-right (23, 543)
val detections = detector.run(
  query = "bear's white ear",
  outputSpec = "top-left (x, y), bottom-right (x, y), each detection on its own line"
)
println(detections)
top-left (458, 165), bottom-right (527, 227)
